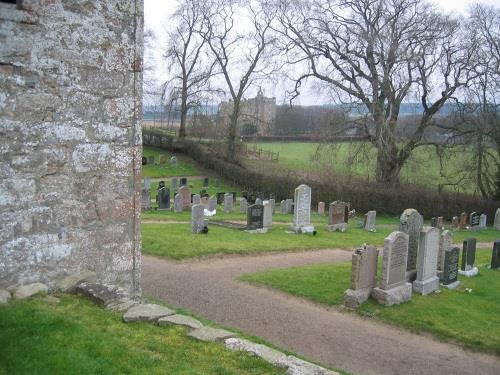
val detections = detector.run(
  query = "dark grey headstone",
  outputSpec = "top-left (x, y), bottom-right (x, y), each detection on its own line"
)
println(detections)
top-left (216, 192), bottom-right (225, 205)
top-left (180, 177), bottom-right (188, 187)
top-left (431, 217), bottom-right (437, 228)
top-left (461, 238), bottom-right (476, 271)
top-left (441, 247), bottom-right (459, 285)
top-left (491, 240), bottom-right (500, 269)
top-left (203, 177), bottom-right (209, 187)
top-left (158, 186), bottom-right (170, 210)
top-left (247, 204), bottom-right (264, 230)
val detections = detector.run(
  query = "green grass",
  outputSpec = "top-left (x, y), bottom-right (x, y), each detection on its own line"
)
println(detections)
top-left (240, 249), bottom-right (500, 355)
top-left (0, 295), bottom-right (285, 375)
top-left (142, 146), bottom-right (200, 178)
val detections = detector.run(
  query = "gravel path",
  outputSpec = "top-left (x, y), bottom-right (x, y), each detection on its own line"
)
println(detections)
top-left (142, 250), bottom-right (500, 375)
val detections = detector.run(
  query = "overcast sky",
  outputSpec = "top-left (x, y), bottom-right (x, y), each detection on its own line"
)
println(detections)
top-left (144, 0), bottom-right (499, 105)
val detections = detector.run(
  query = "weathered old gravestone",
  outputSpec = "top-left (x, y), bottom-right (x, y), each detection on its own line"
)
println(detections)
top-left (399, 208), bottom-right (423, 281)
top-left (141, 189), bottom-right (151, 211)
top-left (203, 177), bottom-right (209, 187)
top-left (246, 204), bottom-right (265, 232)
top-left (216, 192), bottom-right (225, 205)
top-left (437, 230), bottom-right (453, 272)
top-left (143, 177), bottom-right (151, 191)
top-left (459, 212), bottom-right (468, 229)
top-left (343, 245), bottom-right (379, 308)
top-left (469, 212), bottom-right (480, 230)
top-left (436, 216), bottom-right (444, 229)
top-left (364, 211), bottom-right (376, 232)
top-left (413, 227), bottom-right (440, 295)
top-left (440, 247), bottom-right (460, 289)
top-left (286, 198), bottom-right (293, 214)
top-left (180, 177), bottom-right (188, 187)
top-left (326, 201), bottom-right (348, 232)
top-left (192, 204), bottom-right (205, 234)
top-left (174, 193), bottom-right (182, 213)
top-left (495, 209), bottom-right (500, 230)
top-left (452, 216), bottom-right (459, 229)
top-left (159, 154), bottom-right (166, 164)
top-left (280, 200), bottom-right (286, 214)
top-left (240, 198), bottom-right (248, 213)
top-left (431, 217), bottom-right (437, 228)
top-left (148, 155), bottom-right (154, 165)
top-left (170, 155), bottom-right (177, 166)
top-left (479, 214), bottom-right (487, 229)
top-left (171, 178), bottom-right (178, 190)
top-left (491, 240), bottom-right (500, 269)
top-left (291, 184), bottom-right (314, 234)
top-left (157, 183), bottom-right (170, 210)
top-left (263, 200), bottom-right (273, 228)
top-left (208, 196), bottom-right (217, 212)
top-left (255, 198), bottom-right (263, 206)
top-left (224, 193), bottom-right (233, 213)
top-left (372, 231), bottom-right (413, 306)
top-left (459, 238), bottom-right (478, 277)
top-left (269, 198), bottom-right (275, 214)
top-left (178, 186), bottom-right (192, 210)
top-left (192, 194), bottom-right (201, 205)
top-left (318, 202), bottom-right (325, 215)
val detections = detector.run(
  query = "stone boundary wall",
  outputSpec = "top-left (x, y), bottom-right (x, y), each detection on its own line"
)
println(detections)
top-left (0, 0), bottom-right (143, 296)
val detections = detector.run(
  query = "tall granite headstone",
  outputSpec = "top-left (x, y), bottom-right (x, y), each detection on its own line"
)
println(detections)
top-left (291, 184), bottom-right (314, 233)
top-left (459, 238), bottom-right (479, 277)
top-left (192, 204), bottom-right (205, 234)
top-left (174, 193), bottom-right (182, 213)
top-left (263, 200), bottom-right (273, 228)
top-left (399, 208), bottom-right (423, 281)
top-left (343, 245), bottom-right (379, 308)
top-left (413, 227), bottom-right (440, 295)
top-left (364, 211), bottom-right (376, 232)
top-left (246, 204), bottom-right (264, 232)
top-left (157, 184), bottom-right (170, 210)
top-left (326, 201), bottom-right (348, 232)
top-left (491, 240), bottom-right (500, 269)
top-left (223, 193), bottom-right (233, 213)
top-left (440, 247), bottom-right (460, 289)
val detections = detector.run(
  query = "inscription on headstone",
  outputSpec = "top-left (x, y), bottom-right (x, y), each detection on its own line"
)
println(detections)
top-left (440, 247), bottom-right (460, 288)
top-left (291, 184), bottom-right (314, 233)
top-left (469, 212), bottom-right (480, 230)
top-left (399, 208), bottom-right (423, 280)
top-left (247, 204), bottom-right (264, 231)
top-left (413, 227), bottom-right (440, 295)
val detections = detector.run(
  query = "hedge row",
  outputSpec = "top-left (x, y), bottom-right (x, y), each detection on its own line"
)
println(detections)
top-left (143, 131), bottom-right (500, 222)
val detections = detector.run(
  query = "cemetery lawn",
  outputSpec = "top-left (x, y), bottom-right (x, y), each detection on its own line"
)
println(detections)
top-left (240, 249), bottom-right (500, 355)
top-left (142, 223), bottom-right (392, 260)
top-left (143, 146), bottom-right (200, 178)
top-left (0, 295), bottom-right (285, 375)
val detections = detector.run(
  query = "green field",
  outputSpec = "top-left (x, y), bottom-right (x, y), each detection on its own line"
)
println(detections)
top-left (143, 147), bottom-right (200, 178)
top-left (0, 295), bottom-right (284, 375)
top-left (246, 142), bottom-right (478, 193)
top-left (240, 249), bottom-right (500, 355)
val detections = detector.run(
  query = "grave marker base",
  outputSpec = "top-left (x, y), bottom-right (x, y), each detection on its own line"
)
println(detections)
top-left (371, 283), bottom-right (412, 306)
top-left (440, 280), bottom-right (460, 290)
top-left (290, 224), bottom-right (315, 234)
top-left (343, 288), bottom-right (371, 309)
top-left (412, 276), bottom-right (440, 295)
top-left (245, 228), bottom-right (268, 234)
top-left (458, 267), bottom-right (478, 277)
top-left (325, 223), bottom-right (347, 232)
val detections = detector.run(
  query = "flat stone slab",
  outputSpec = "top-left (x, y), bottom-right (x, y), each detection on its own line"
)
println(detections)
top-left (413, 276), bottom-right (440, 295)
top-left (188, 326), bottom-right (235, 342)
top-left (372, 283), bottom-right (412, 307)
top-left (13, 283), bottom-right (48, 300)
top-left (0, 289), bottom-right (11, 304)
top-left (75, 282), bottom-right (129, 307)
top-left (459, 267), bottom-right (479, 277)
top-left (106, 298), bottom-right (139, 312)
top-left (123, 304), bottom-right (175, 323)
top-left (343, 288), bottom-right (371, 309)
top-left (158, 314), bottom-right (203, 329)
top-left (286, 356), bottom-right (339, 375)
top-left (56, 271), bottom-right (97, 293)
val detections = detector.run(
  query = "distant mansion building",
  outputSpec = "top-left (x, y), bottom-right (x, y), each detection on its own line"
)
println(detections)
top-left (218, 88), bottom-right (276, 135)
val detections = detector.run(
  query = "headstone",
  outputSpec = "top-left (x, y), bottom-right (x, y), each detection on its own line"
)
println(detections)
top-left (180, 177), bottom-right (187, 187)
top-left (178, 186), bottom-right (192, 210)
top-left (436, 216), bottom-right (444, 229)
top-left (326, 201), bottom-right (348, 232)
top-left (263, 200), bottom-right (273, 228)
top-left (437, 230), bottom-right (452, 271)
top-left (174, 194), bottom-right (182, 213)
top-left (159, 154), bottom-right (166, 164)
top-left (240, 198), bottom-right (248, 213)
top-left (479, 214), bottom-right (487, 229)
top-left (208, 196), bottom-right (217, 212)
top-left (372, 231), bottom-right (413, 306)
top-left (255, 198), bottom-right (263, 206)
top-left (280, 200), bottom-right (286, 214)
top-left (413, 227), bottom-right (440, 295)
top-left (469, 212), bottom-right (480, 230)
top-left (459, 238), bottom-right (478, 277)
top-left (171, 178), bottom-right (178, 190)
top-left (142, 156), bottom-right (147, 165)
top-left (143, 177), bottom-right (151, 191)
top-left (285, 198), bottom-right (293, 214)
top-left (459, 212), bottom-right (468, 229)
top-left (157, 183), bottom-right (170, 210)
top-left (242, 191), bottom-right (249, 200)
top-left (230, 192), bottom-right (237, 203)
top-left (203, 177), bottom-right (209, 187)
top-left (223, 193), bottom-right (233, 213)
top-left (364, 211), bottom-right (376, 232)
top-left (452, 216), bottom-right (459, 229)
top-left (343, 245), bottom-right (379, 308)
top-left (495, 208), bottom-right (500, 230)
top-left (269, 198), bottom-right (275, 214)
top-left (491, 240), bottom-right (500, 269)
top-left (191, 204), bottom-right (205, 234)
top-left (430, 217), bottom-right (437, 228)
top-left (246, 204), bottom-right (264, 231)
top-left (291, 184), bottom-right (314, 234)
top-left (216, 192), bottom-right (225, 205)
top-left (192, 194), bottom-right (201, 205)
top-left (170, 155), bottom-right (177, 166)
top-left (141, 189), bottom-right (151, 211)
top-left (344, 205), bottom-right (350, 223)
top-left (318, 202), bottom-right (325, 215)
top-left (440, 247), bottom-right (460, 289)
top-left (148, 155), bottom-right (154, 165)
top-left (399, 208), bottom-right (423, 281)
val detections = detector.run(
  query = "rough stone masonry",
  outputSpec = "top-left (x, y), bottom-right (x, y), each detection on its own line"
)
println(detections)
top-left (0, 0), bottom-right (144, 296)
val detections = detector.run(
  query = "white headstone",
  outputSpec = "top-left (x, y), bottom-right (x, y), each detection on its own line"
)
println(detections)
top-left (495, 209), bottom-right (500, 231)
top-left (174, 193), bottom-right (182, 213)
top-left (291, 185), bottom-right (314, 233)
top-left (224, 193), bottom-right (233, 213)
top-left (263, 200), bottom-right (273, 228)
top-left (413, 227), bottom-right (440, 295)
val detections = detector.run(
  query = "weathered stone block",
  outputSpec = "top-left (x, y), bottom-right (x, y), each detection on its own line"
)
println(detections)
top-left (55, 271), bottom-right (97, 293)
top-left (158, 314), bottom-right (203, 329)
top-left (122, 304), bottom-right (175, 323)
top-left (0, 289), bottom-right (11, 304)
top-left (13, 283), bottom-right (48, 300)
top-left (188, 327), bottom-right (235, 342)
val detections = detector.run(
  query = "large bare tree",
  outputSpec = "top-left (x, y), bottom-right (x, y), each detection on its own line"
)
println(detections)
top-left (275, 0), bottom-right (477, 184)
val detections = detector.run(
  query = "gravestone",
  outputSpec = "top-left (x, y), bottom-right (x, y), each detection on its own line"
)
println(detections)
top-left (192, 204), bottom-right (205, 234)
top-left (479, 214), bottom-right (487, 229)
top-left (431, 217), bottom-right (437, 228)
top-left (242, 191), bottom-right (249, 200)
top-left (216, 192), bottom-right (225, 205)
top-left (318, 202), bottom-right (325, 215)
top-left (372, 231), bottom-right (413, 306)
top-left (491, 240), bottom-right (500, 269)
top-left (142, 156), bottom-right (147, 165)
top-left (208, 196), bottom-right (217, 212)
top-left (192, 194), bottom-right (201, 205)
top-left (269, 198), bottom-right (275, 214)
top-left (148, 156), bottom-right (154, 165)
top-left (174, 194), bottom-right (182, 213)
top-left (223, 193), bottom-right (233, 213)
top-left (436, 216), bottom-right (444, 229)
top-left (280, 200), bottom-right (286, 214)
top-left (255, 198), bottom-right (263, 206)
top-left (240, 198), bottom-right (248, 213)
top-left (413, 227), bottom-right (440, 295)
top-left (326, 201), bottom-right (348, 232)
top-left (180, 177), bottom-right (187, 187)
top-left (286, 198), bottom-right (293, 214)
top-left (141, 189), bottom-right (151, 211)
top-left (230, 192), bottom-right (237, 203)
top-left (437, 230), bottom-right (452, 272)
top-left (459, 212), bottom-right (468, 229)
top-left (495, 209), bottom-right (500, 230)
top-left (143, 177), bottom-right (151, 191)
top-left (343, 245), bottom-right (379, 308)
top-left (157, 183), bottom-right (170, 210)
top-left (178, 186), bottom-right (192, 210)
top-left (159, 154), bottom-right (166, 164)
top-left (459, 238), bottom-right (478, 277)
top-left (170, 155), bottom-right (177, 166)
top-left (263, 200), bottom-right (273, 228)
top-left (246, 204), bottom-right (265, 232)
top-left (452, 216), bottom-right (459, 229)
top-left (364, 211), bottom-right (376, 232)
top-left (399, 208), bottom-right (423, 281)
top-left (203, 177), bottom-right (209, 187)
top-left (291, 184), bottom-right (314, 234)
top-left (344, 205), bottom-right (350, 223)
top-left (171, 178), bottom-right (177, 190)
top-left (440, 247), bottom-right (460, 289)
top-left (469, 212), bottom-right (480, 230)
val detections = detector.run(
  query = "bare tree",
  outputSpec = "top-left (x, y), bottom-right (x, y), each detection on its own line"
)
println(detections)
top-left (274, 0), bottom-right (477, 184)
top-left (200, 0), bottom-right (277, 160)
top-left (164, 0), bottom-right (217, 139)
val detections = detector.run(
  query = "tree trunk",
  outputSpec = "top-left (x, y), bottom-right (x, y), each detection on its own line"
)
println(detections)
top-left (179, 88), bottom-right (188, 139)
top-left (375, 145), bottom-right (403, 184)
top-left (226, 100), bottom-right (240, 160)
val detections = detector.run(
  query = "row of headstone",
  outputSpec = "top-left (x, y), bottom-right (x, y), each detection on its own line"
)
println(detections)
top-left (142, 155), bottom-right (177, 166)
top-left (451, 211), bottom-right (488, 230)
